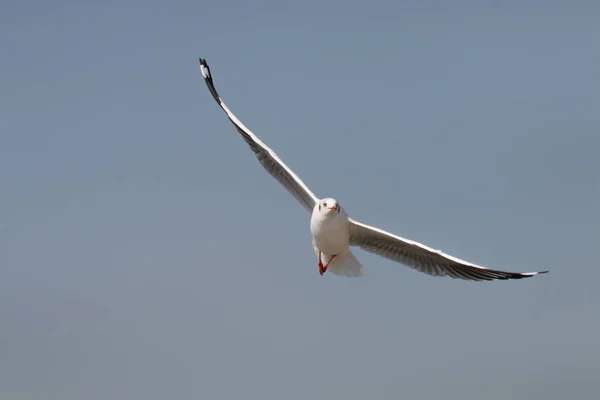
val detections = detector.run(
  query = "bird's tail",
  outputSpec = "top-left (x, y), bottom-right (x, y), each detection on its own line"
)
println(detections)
top-left (326, 250), bottom-right (368, 278)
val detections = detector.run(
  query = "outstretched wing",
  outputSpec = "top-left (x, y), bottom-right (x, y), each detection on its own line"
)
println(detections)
top-left (348, 219), bottom-right (549, 281)
top-left (199, 58), bottom-right (319, 213)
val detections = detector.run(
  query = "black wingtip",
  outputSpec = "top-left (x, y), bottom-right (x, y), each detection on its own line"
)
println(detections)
top-left (198, 57), bottom-right (221, 104)
top-left (199, 57), bottom-right (212, 81)
top-left (522, 270), bottom-right (549, 279)
top-left (199, 58), bottom-right (210, 70)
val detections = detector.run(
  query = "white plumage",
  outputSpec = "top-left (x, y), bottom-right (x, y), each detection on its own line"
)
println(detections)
top-left (199, 58), bottom-right (548, 281)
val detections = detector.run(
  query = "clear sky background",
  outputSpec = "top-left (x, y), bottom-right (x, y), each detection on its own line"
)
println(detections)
top-left (1, 1), bottom-right (599, 399)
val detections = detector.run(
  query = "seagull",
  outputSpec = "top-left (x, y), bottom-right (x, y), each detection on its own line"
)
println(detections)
top-left (199, 57), bottom-right (549, 281)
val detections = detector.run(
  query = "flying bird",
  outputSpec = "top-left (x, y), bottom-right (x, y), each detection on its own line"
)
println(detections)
top-left (199, 58), bottom-right (548, 281)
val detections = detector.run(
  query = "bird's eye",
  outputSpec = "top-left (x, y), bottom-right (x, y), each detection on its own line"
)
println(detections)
top-left (323, 202), bottom-right (327, 208)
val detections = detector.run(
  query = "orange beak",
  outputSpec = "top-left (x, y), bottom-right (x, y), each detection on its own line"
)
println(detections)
top-left (328, 206), bottom-right (337, 211)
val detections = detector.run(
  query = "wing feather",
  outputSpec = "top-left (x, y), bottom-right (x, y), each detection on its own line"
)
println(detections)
top-left (199, 58), bottom-right (319, 213)
top-left (348, 218), bottom-right (548, 281)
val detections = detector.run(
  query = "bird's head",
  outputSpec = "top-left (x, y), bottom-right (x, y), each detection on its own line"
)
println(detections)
top-left (317, 198), bottom-right (342, 217)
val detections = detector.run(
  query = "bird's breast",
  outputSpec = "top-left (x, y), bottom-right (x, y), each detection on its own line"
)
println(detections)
top-left (310, 214), bottom-right (350, 255)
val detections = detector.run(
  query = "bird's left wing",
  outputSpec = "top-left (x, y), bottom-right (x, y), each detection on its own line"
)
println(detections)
top-left (348, 218), bottom-right (549, 281)
top-left (199, 58), bottom-right (319, 213)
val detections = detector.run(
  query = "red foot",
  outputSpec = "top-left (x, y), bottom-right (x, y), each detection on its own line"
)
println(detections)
top-left (317, 253), bottom-right (336, 276)
top-left (319, 261), bottom-right (327, 275)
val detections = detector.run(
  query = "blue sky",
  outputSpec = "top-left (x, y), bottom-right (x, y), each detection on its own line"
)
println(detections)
top-left (1, 1), bottom-right (599, 399)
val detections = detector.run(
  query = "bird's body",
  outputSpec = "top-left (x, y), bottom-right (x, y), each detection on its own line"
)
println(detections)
top-left (199, 57), bottom-right (549, 281)
top-left (309, 199), bottom-right (366, 276)
top-left (310, 199), bottom-right (349, 256)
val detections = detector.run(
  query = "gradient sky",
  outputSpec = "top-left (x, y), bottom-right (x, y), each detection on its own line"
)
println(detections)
top-left (2, 1), bottom-right (599, 399)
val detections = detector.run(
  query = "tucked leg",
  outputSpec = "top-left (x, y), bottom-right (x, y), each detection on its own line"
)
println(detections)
top-left (319, 253), bottom-right (337, 276)
top-left (318, 251), bottom-right (325, 275)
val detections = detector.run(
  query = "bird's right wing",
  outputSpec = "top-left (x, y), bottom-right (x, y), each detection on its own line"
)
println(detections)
top-left (199, 58), bottom-right (319, 213)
